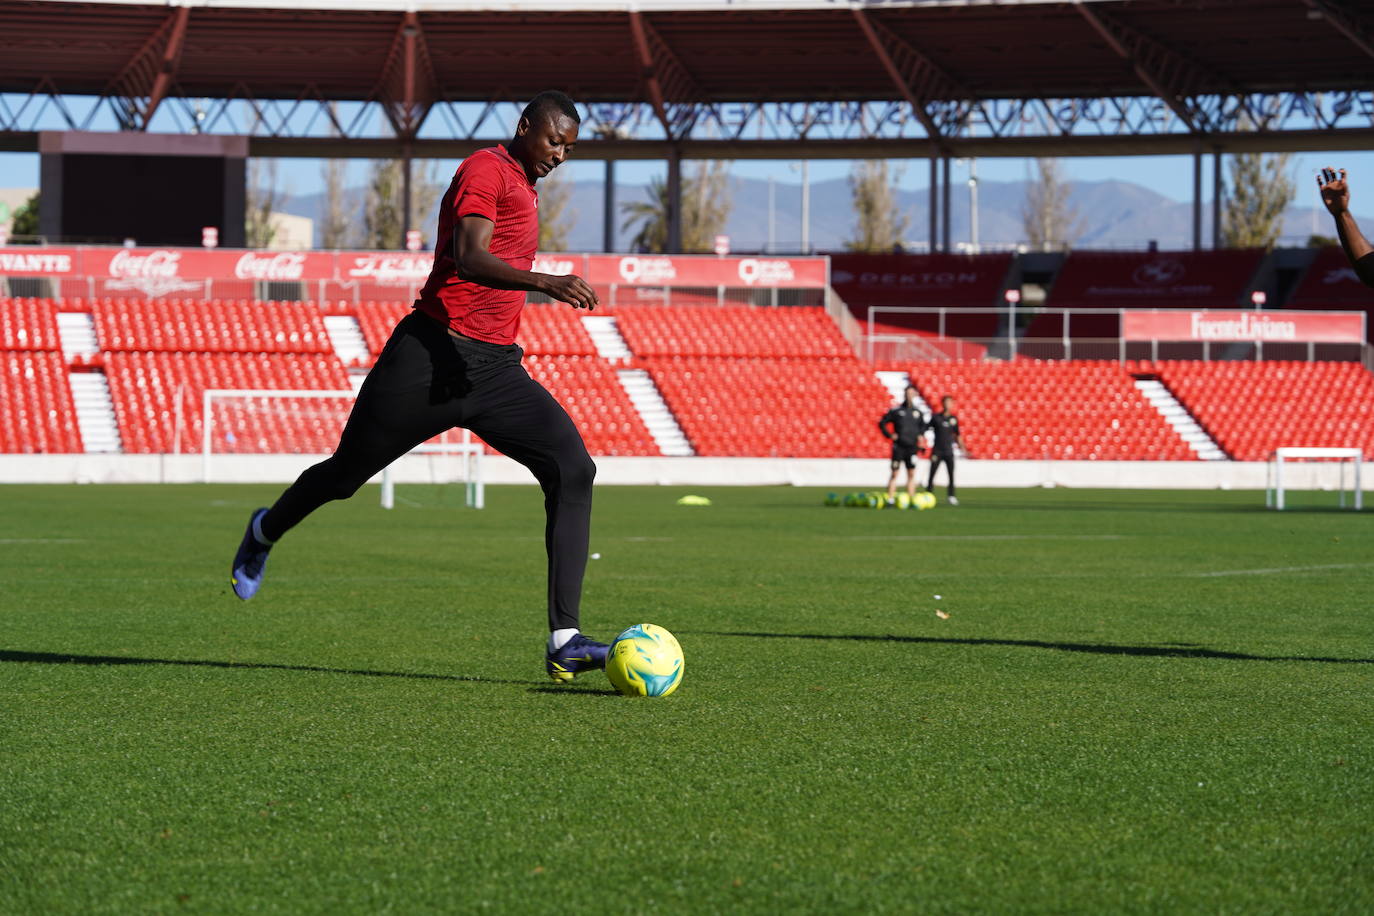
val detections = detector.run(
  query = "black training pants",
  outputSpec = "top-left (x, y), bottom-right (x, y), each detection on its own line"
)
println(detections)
top-left (259, 311), bottom-right (595, 631)
top-left (928, 450), bottom-right (956, 497)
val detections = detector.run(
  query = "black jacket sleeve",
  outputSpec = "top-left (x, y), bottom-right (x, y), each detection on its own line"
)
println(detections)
top-left (878, 409), bottom-right (896, 439)
top-left (1356, 252), bottom-right (1374, 288)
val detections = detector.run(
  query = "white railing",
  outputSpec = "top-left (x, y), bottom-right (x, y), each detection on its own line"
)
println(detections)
top-left (860, 305), bottom-right (1370, 364)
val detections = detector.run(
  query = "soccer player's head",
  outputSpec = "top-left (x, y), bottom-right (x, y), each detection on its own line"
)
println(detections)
top-left (942, 395), bottom-right (955, 412)
top-left (904, 385), bottom-right (918, 405)
top-left (511, 90), bottom-right (581, 183)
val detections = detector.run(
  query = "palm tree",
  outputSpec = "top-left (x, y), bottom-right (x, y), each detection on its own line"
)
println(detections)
top-left (620, 162), bottom-right (732, 253)
top-left (620, 175), bottom-right (671, 253)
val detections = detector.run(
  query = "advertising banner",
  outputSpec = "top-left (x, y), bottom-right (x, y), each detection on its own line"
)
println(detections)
top-left (826, 253), bottom-right (1013, 306)
top-left (0, 247), bottom-right (830, 292)
top-left (584, 254), bottom-right (827, 288)
top-left (1121, 309), bottom-right (1365, 343)
top-left (0, 247), bottom-right (79, 276)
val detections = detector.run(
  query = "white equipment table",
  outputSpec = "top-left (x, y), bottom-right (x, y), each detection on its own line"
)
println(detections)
top-left (1265, 447), bottom-right (1363, 510)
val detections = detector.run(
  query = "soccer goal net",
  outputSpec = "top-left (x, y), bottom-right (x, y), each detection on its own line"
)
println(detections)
top-left (201, 389), bottom-right (484, 508)
top-left (1265, 447), bottom-right (1364, 511)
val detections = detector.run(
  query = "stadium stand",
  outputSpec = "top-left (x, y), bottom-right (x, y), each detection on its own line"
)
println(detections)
top-left (829, 253), bottom-right (1012, 352)
top-left (1287, 246), bottom-right (1371, 311)
top-left (1, 350), bottom-right (82, 453)
top-left (105, 351), bottom-right (351, 454)
top-left (613, 304), bottom-right (851, 358)
top-left (353, 301), bottom-right (599, 359)
top-left (1044, 249), bottom-right (1264, 309)
top-left (908, 360), bottom-right (1194, 461)
top-left (8, 286), bottom-right (1374, 466)
top-left (1025, 249), bottom-right (1267, 343)
top-left (1286, 246), bottom-right (1373, 348)
top-left (353, 301), bottom-right (410, 358)
top-left (523, 355), bottom-right (659, 456)
top-left (1, 296), bottom-right (63, 351)
top-left (0, 297), bottom-right (81, 453)
top-left (1151, 360), bottom-right (1374, 462)
top-left (93, 298), bottom-right (332, 354)
top-left (643, 356), bottom-right (891, 458)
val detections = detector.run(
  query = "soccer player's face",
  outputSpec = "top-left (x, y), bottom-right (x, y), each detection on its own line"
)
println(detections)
top-left (518, 112), bottom-right (579, 182)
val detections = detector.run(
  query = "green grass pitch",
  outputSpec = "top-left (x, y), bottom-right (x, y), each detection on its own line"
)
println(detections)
top-left (1, 483), bottom-right (1370, 913)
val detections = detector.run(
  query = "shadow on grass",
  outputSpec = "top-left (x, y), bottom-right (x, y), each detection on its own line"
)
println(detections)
top-left (527, 684), bottom-right (620, 696)
top-left (0, 649), bottom-right (535, 686)
top-left (697, 631), bottom-right (1374, 665)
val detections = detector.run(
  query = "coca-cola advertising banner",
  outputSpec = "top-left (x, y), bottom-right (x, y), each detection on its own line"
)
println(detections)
top-left (1122, 310), bottom-right (1365, 343)
top-left (0, 246), bottom-right (829, 294)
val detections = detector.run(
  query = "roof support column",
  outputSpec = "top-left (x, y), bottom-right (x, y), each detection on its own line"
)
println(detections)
top-left (928, 155), bottom-right (938, 253)
top-left (1212, 148), bottom-right (1223, 249)
top-left (603, 159), bottom-right (617, 253)
top-left (666, 146), bottom-right (682, 253)
top-left (941, 155), bottom-right (952, 253)
top-left (1192, 147), bottom-right (1203, 251)
top-left (402, 144), bottom-right (412, 245)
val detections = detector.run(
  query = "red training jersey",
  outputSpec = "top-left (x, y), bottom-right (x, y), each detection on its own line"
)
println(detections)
top-left (415, 145), bottom-right (539, 345)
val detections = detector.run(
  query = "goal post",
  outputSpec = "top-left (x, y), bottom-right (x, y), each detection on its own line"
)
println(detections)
top-left (201, 388), bottom-right (484, 508)
top-left (1265, 447), bottom-right (1363, 511)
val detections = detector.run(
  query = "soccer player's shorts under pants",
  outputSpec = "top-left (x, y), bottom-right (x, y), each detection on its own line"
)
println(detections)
top-left (261, 310), bottom-right (596, 631)
top-left (890, 442), bottom-right (918, 470)
top-left (928, 451), bottom-right (956, 496)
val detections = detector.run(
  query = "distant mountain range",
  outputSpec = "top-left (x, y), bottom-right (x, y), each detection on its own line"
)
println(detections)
top-left (282, 175), bottom-right (1354, 253)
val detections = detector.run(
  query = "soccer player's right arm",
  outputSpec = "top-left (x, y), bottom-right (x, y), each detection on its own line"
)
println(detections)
top-left (878, 411), bottom-right (896, 440)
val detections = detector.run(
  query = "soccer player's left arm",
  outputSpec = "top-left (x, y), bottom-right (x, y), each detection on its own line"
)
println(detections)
top-left (1318, 167), bottom-right (1374, 288)
top-left (454, 215), bottom-right (599, 309)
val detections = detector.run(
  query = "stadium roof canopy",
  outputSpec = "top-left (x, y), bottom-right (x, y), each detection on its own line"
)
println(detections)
top-left (1, 0), bottom-right (1372, 158)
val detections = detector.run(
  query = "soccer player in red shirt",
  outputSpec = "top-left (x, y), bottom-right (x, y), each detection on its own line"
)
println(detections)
top-left (231, 91), bottom-right (611, 682)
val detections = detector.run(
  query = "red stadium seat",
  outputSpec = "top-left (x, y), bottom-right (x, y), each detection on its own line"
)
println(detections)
top-left (908, 359), bottom-right (1195, 460)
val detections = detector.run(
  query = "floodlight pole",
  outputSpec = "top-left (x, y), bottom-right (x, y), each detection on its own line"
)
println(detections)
top-left (767, 175), bottom-right (775, 253)
top-left (1005, 288), bottom-right (1021, 359)
top-left (603, 157), bottom-right (616, 252)
top-left (666, 146), bottom-right (682, 252)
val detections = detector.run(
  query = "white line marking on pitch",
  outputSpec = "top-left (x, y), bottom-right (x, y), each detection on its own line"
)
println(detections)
top-left (841, 534), bottom-right (1131, 542)
top-left (1187, 563), bottom-right (1374, 578)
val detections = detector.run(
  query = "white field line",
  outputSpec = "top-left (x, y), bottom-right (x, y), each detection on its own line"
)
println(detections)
top-left (1185, 563), bottom-right (1374, 578)
top-left (840, 534), bottom-right (1131, 542)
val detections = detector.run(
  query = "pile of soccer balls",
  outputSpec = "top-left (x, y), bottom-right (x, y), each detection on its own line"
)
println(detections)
top-left (824, 490), bottom-right (937, 510)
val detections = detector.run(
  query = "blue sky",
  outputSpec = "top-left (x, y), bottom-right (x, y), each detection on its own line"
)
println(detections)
top-left (4, 147), bottom-right (1368, 235)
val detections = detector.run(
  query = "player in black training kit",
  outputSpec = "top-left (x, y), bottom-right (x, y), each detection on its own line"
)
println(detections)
top-left (1318, 167), bottom-right (1374, 288)
top-left (926, 395), bottom-right (967, 505)
top-left (878, 385), bottom-right (928, 506)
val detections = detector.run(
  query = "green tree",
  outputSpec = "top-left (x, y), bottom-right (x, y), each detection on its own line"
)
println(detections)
top-left (1021, 158), bottom-right (1083, 251)
top-left (320, 159), bottom-right (353, 249)
top-left (620, 161), bottom-right (732, 253)
top-left (1222, 151), bottom-right (1295, 249)
top-left (364, 159), bottom-right (442, 250)
top-left (537, 169), bottom-right (575, 251)
top-left (11, 192), bottom-right (39, 239)
top-left (245, 159), bottom-right (286, 248)
top-left (364, 159), bottom-right (403, 250)
top-left (844, 160), bottom-right (908, 252)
